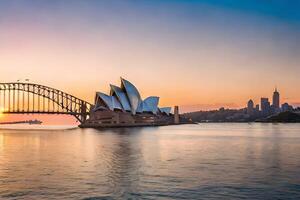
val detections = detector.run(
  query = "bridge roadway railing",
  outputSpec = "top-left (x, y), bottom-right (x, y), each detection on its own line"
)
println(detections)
top-left (0, 82), bottom-right (94, 123)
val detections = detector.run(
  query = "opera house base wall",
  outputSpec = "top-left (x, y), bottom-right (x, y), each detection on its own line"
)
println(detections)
top-left (79, 110), bottom-right (182, 128)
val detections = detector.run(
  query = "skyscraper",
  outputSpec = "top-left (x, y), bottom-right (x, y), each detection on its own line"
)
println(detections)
top-left (255, 104), bottom-right (260, 111)
top-left (247, 99), bottom-right (254, 115)
top-left (273, 88), bottom-right (280, 109)
top-left (282, 103), bottom-right (293, 112)
top-left (261, 98), bottom-right (271, 116)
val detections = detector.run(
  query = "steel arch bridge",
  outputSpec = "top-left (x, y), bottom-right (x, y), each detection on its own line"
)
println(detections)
top-left (0, 82), bottom-right (93, 123)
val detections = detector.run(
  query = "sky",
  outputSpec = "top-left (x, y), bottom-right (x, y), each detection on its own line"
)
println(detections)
top-left (0, 0), bottom-right (300, 121)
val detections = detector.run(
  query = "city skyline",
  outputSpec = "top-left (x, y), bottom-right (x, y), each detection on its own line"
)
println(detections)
top-left (0, 0), bottom-right (300, 114)
top-left (247, 87), bottom-right (295, 115)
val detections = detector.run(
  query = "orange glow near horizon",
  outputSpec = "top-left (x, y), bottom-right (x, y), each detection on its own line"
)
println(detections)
top-left (0, 114), bottom-right (79, 125)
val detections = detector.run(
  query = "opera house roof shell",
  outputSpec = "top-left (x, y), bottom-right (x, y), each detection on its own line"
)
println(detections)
top-left (94, 78), bottom-right (171, 115)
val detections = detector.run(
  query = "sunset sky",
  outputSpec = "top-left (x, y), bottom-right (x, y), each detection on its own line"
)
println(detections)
top-left (0, 0), bottom-right (299, 119)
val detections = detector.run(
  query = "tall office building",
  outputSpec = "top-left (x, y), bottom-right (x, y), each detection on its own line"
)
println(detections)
top-left (282, 103), bottom-right (293, 112)
top-left (247, 99), bottom-right (254, 115)
top-left (261, 98), bottom-right (271, 116)
top-left (255, 104), bottom-right (260, 111)
top-left (272, 88), bottom-right (280, 109)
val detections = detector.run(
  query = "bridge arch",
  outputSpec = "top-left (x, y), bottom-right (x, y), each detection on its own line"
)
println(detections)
top-left (0, 82), bottom-right (93, 123)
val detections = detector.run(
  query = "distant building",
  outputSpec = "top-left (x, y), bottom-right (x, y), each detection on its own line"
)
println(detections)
top-left (282, 103), bottom-right (293, 112)
top-left (272, 88), bottom-right (280, 111)
top-left (247, 99), bottom-right (254, 115)
top-left (255, 104), bottom-right (260, 112)
top-left (261, 98), bottom-right (271, 116)
top-left (174, 106), bottom-right (179, 124)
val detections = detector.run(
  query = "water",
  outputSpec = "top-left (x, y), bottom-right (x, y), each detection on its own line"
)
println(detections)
top-left (0, 123), bottom-right (300, 199)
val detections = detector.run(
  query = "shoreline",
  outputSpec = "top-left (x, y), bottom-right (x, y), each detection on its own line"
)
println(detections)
top-left (79, 122), bottom-right (195, 128)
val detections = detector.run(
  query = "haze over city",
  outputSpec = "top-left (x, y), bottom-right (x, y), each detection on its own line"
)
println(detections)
top-left (0, 0), bottom-right (299, 114)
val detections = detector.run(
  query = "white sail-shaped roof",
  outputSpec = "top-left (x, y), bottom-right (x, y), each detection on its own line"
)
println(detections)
top-left (142, 96), bottom-right (159, 114)
top-left (136, 101), bottom-right (143, 113)
top-left (94, 93), bottom-right (109, 111)
top-left (94, 78), bottom-right (172, 116)
top-left (96, 92), bottom-right (122, 111)
top-left (159, 107), bottom-right (172, 115)
top-left (121, 78), bottom-right (142, 115)
top-left (96, 92), bottom-right (113, 110)
top-left (111, 96), bottom-right (122, 110)
top-left (110, 84), bottom-right (131, 111)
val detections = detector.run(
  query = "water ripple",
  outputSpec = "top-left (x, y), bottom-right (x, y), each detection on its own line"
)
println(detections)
top-left (1, 124), bottom-right (300, 199)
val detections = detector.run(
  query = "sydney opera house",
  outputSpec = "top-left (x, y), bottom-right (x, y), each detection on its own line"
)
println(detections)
top-left (81, 78), bottom-right (180, 128)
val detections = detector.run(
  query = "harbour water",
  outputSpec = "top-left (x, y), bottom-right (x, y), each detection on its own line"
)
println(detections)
top-left (0, 123), bottom-right (300, 199)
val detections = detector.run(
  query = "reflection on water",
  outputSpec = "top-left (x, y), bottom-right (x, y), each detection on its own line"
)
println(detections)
top-left (0, 124), bottom-right (300, 199)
